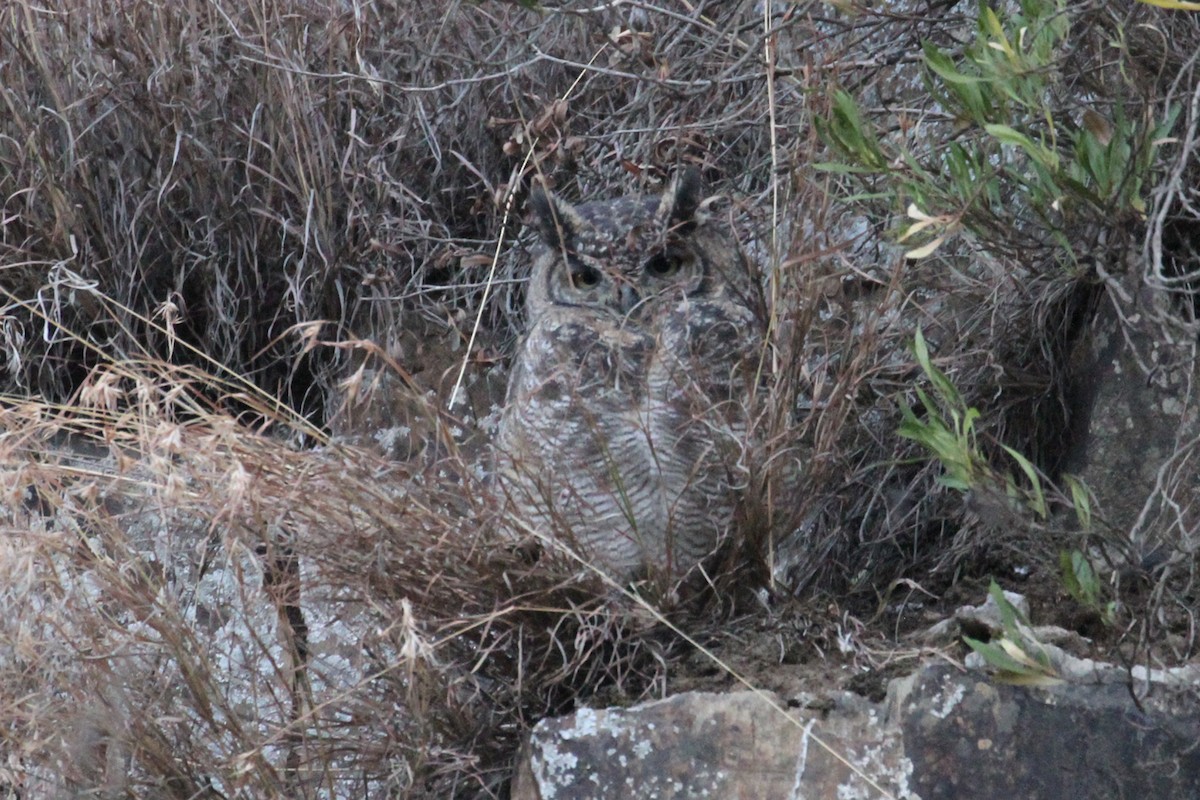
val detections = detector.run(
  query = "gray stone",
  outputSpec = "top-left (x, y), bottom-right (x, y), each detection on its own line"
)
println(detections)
top-left (1061, 268), bottom-right (1200, 556)
top-left (513, 689), bottom-right (910, 800)
top-left (898, 665), bottom-right (1200, 800)
top-left (515, 663), bottom-right (1200, 799)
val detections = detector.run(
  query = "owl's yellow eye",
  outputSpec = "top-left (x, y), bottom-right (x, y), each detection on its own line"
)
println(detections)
top-left (570, 266), bottom-right (602, 288)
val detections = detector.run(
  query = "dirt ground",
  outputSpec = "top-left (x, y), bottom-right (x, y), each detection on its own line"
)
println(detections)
top-left (665, 562), bottom-right (1183, 705)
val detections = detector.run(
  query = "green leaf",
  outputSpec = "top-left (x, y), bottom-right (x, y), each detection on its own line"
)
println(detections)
top-left (965, 635), bottom-right (1061, 684)
top-left (981, 6), bottom-right (1006, 38)
top-left (1136, 0), bottom-right (1200, 10)
top-left (1063, 474), bottom-right (1092, 530)
top-left (938, 475), bottom-right (973, 491)
top-left (985, 123), bottom-right (1060, 170)
top-left (1001, 445), bottom-right (1046, 518)
top-left (829, 90), bottom-right (886, 169)
top-left (1060, 550), bottom-right (1083, 598)
top-left (1071, 551), bottom-right (1098, 600)
top-left (988, 580), bottom-right (1031, 629)
top-left (922, 41), bottom-right (982, 85)
top-left (1152, 103), bottom-right (1183, 143)
top-left (810, 162), bottom-right (878, 175)
top-left (912, 326), bottom-right (931, 372)
top-left (964, 635), bottom-right (1030, 672)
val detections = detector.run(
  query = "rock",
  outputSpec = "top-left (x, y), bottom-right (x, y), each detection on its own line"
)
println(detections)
top-left (515, 663), bottom-right (1200, 799)
top-left (1061, 268), bottom-right (1200, 557)
top-left (952, 588), bottom-right (1030, 638)
top-left (512, 689), bottom-right (909, 800)
top-left (899, 664), bottom-right (1200, 800)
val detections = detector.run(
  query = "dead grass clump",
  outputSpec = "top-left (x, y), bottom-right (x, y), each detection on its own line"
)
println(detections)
top-left (0, 0), bottom-right (1028, 599)
top-left (2, 0), bottom-right (1199, 796)
top-left (0, 385), bottom-right (698, 796)
top-left (0, 0), bottom-right (789, 426)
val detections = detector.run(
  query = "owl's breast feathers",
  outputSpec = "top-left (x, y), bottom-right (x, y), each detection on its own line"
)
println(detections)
top-left (511, 311), bottom-right (654, 410)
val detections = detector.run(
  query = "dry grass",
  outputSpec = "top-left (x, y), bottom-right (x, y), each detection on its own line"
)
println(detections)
top-left (1, 0), bottom-right (1198, 796)
top-left (0, 389), bottom-right (657, 795)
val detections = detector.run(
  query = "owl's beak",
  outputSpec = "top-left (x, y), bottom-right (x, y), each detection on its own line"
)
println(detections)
top-left (617, 284), bottom-right (641, 314)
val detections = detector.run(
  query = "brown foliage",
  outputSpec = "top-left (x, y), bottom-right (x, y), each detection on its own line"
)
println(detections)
top-left (1, 0), bottom-right (1198, 796)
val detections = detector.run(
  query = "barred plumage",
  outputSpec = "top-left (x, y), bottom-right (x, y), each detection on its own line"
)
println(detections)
top-left (495, 169), bottom-right (759, 582)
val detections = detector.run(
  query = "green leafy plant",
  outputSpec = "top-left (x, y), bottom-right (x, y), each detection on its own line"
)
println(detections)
top-left (1059, 549), bottom-right (1116, 625)
top-left (1056, 477), bottom-right (1115, 626)
top-left (901, 327), bottom-right (1116, 627)
top-left (1062, 472), bottom-right (1093, 532)
top-left (898, 327), bottom-right (986, 491)
top-left (817, 0), bottom-right (1178, 261)
top-left (899, 328), bottom-right (1048, 517)
top-left (964, 581), bottom-right (1062, 686)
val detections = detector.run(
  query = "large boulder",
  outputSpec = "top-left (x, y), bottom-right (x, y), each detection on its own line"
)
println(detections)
top-left (1061, 268), bottom-right (1200, 557)
top-left (514, 662), bottom-right (1200, 799)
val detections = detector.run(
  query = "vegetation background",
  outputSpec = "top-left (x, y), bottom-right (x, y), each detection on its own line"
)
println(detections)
top-left (0, 0), bottom-right (1197, 796)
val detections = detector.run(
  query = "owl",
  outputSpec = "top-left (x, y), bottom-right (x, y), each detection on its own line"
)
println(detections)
top-left (494, 168), bottom-right (760, 584)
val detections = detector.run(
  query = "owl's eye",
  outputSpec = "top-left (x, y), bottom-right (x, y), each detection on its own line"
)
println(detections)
top-left (570, 266), bottom-right (602, 288)
top-left (645, 249), bottom-right (689, 278)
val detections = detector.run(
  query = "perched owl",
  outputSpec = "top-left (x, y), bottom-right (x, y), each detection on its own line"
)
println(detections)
top-left (495, 169), bottom-right (759, 583)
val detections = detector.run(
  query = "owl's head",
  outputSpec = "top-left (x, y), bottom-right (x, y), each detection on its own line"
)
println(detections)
top-left (527, 169), bottom-right (710, 317)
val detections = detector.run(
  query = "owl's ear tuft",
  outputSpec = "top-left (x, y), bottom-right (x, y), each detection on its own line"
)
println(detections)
top-left (659, 167), bottom-right (703, 231)
top-left (529, 185), bottom-right (581, 249)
